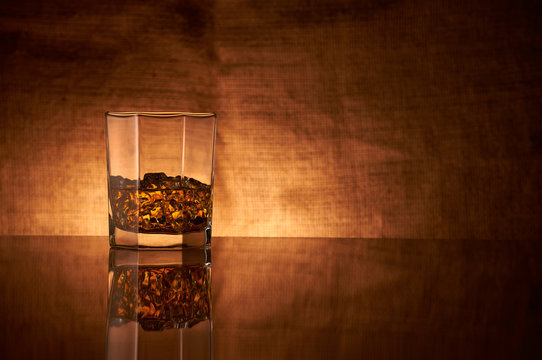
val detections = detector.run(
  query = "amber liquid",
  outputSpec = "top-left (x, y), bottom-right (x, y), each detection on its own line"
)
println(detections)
top-left (109, 173), bottom-right (212, 234)
top-left (110, 264), bottom-right (211, 331)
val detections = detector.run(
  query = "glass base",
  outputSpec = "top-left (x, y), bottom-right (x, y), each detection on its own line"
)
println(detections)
top-left (110, 226), bottom-right (211, 248)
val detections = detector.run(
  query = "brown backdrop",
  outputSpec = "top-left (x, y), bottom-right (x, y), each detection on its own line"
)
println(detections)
top-left (1, 0), bottom-right (541, 239)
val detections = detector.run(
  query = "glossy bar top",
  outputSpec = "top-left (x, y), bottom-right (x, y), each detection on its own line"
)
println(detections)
top-left (0, 236), bottom-right (540, 359)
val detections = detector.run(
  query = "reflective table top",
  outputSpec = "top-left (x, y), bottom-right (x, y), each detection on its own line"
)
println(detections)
top-left (0, 236), bottom-right (540, 359)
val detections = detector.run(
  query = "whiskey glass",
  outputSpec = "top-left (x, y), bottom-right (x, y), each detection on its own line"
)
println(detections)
top-left (106, 248), bottom-right (212, 359)
top-left (106, 112), bottom-right (216, 248)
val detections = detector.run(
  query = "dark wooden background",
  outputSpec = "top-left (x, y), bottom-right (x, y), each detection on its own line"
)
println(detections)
top-left (1, 0), bottom-right (541, 239)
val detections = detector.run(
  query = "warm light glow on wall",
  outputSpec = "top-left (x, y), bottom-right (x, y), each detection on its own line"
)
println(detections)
top-left (0, 0), bottom-right (540, 240)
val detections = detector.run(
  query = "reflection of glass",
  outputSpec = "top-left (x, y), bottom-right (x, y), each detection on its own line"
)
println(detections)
top-left (106, 248), bottom-right (212, 359)
top-left (106, 112), bottom-right (217, 248)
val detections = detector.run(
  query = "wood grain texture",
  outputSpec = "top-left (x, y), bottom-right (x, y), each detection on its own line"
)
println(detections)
top-left (212, 236), bottom-right (542, 359)
top-left (0, 236), bottom-right (540, 359)
top-left (0, 0), bottom-right (541, 238)
top-left (0, 236), bottom-right (108, 359)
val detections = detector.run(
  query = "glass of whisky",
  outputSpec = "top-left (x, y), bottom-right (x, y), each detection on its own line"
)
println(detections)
top-left (106, 112), bottom-right (216, 248)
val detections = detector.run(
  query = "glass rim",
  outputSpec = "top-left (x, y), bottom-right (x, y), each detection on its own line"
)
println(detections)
top-left (106, 111), bottom-right (216, 118)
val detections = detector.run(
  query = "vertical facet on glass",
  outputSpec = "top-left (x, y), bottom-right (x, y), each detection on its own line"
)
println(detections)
top-left (106, 248), bottom-right (212, 360)
top-left (106, 112), bottom-right (216, 248)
